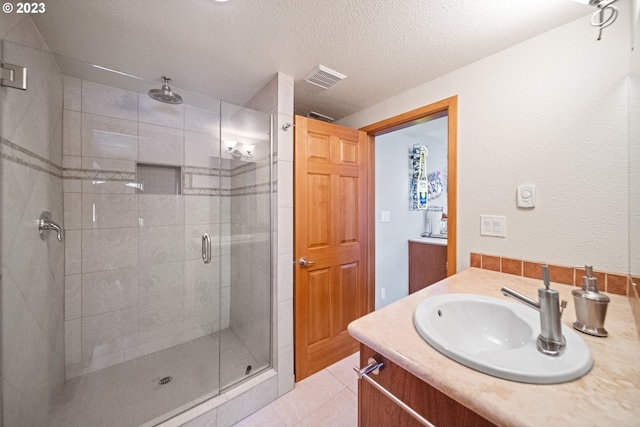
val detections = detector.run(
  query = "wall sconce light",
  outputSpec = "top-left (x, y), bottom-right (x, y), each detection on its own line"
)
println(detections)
top-left (223, 140), bottom-right (254, 160)
top-left (572, 0), bottom-right (619, 40)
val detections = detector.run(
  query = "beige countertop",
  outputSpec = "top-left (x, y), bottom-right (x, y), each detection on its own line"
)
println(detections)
top-left (348, 268), bottom-right (640, 427)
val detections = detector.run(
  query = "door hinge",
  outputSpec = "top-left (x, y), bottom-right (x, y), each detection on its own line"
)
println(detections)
top-left (1, 63), bottom-right (28, 90)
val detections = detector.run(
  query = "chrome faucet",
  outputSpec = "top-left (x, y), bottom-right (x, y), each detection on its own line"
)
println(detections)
top-left (501, 265), bottom-right (568, 356)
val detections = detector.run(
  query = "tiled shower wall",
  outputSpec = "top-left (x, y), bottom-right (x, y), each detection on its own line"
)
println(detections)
top-left (242, 72), bottom-right (295, 398)
top-left (0, 17), bottom-right (65, 427)
top-left (229, 158), bottom-right (272, 368)
top-left (62, 78), bottom-right (232, 378)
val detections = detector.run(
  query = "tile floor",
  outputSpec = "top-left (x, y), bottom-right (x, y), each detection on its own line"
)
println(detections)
top-left (232, 352), bottom-right (359, 427)
top-left (49, 329), bottom-right (267, 427)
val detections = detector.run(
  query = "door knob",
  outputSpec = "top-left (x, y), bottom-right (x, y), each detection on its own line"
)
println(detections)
top-left (299, 257), bottom-right (317, 267)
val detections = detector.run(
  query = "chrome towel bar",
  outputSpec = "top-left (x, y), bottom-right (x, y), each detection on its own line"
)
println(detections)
top-left (354, 358), bottom-right (435, 427)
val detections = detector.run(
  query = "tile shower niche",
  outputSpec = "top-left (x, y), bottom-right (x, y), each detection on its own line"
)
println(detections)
top-left (136, 163), bottom-right (182, 195)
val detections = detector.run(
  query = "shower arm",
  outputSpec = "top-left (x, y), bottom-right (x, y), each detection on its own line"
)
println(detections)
top-left (38, 211), bottom-right (63, 242)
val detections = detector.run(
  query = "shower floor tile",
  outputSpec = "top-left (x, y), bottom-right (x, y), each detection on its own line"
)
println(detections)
top-left (48, 328), bottom-right (267, 427)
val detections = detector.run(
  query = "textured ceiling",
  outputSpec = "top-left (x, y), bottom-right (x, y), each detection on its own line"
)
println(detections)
top-left (31, 0), bottom-right (591, 121)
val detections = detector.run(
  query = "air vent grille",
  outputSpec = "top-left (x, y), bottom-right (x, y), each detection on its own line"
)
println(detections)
top-left (304, 65), bottom-right (346, 89)
top-left (307, 111), bottom-right (334, 123)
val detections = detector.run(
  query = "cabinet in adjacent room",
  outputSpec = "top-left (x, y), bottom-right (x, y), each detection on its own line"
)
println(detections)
top-left (408, 241), bottom-right (447, 294)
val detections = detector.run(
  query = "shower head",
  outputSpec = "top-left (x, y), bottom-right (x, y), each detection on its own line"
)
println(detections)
top-left (148, 76), bottom-right (183, 104)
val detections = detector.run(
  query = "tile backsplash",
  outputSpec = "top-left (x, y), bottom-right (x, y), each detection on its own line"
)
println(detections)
top-left (470, 252), bottom-right (640, 337)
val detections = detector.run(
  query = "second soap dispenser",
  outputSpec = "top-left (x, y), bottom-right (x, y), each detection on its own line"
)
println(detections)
top-left (571, 265), bottom-right (610, 337)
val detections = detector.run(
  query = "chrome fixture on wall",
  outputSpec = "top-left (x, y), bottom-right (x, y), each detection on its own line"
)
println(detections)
top-left (223, 140), bottom-right (255, 160)
top-left (572, 0), bottom-right (620, 40)
top-left (1, 62), bottom-right (27, 90)
top-left (148, 76), bottom-right (183, 104)
top-left (38, 211), bottom-right (63, 242)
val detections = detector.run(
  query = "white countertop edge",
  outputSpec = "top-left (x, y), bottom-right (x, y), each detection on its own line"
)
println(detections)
top-left (408, 237), bottom-right (447, 246)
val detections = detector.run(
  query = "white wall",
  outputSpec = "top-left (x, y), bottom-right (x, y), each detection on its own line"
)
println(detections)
top-left (629, 3), bottom-right (640, 276)
top-left (375, 118), bottom-right (448, 308)
top-left (339, 5), bottom-right (631, 275)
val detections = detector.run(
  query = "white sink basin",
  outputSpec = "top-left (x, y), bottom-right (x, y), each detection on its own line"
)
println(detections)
top-left (414, 293), bottom-right (593, 384)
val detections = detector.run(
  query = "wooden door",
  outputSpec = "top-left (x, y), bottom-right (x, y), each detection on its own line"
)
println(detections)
top-left (294, 115), bottom-right (370, 381)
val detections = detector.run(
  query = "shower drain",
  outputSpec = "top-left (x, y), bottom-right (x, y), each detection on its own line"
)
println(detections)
top-left (158, 376), bottom-right (173, 386)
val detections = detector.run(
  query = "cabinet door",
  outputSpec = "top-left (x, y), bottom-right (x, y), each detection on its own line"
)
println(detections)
top-left (409, 242), bottom-right (447, 294)
top-left (358, 345), bottom-right (495, 427)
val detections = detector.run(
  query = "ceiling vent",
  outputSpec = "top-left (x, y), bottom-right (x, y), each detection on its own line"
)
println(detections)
top-left (304, 65), bottom-right (346, 89)
top-left (307, 111), bottom-right (334, 122)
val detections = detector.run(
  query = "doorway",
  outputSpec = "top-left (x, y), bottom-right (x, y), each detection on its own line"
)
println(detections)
top-left (361, 96), bottom-right (458, 307)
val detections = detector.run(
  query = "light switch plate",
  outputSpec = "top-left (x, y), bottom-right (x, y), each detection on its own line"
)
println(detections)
top-left (481, 215), bottom-right (507, 237)
top-left (381, 211), bottom-right (391, 222)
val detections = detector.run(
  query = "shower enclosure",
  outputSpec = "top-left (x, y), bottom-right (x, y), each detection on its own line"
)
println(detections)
top-left (1, 23), bottom-right (273, 427)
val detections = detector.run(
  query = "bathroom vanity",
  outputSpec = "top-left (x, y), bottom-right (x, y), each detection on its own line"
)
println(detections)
top-left (408, 238), bottom-right (447, 294)
top-left (348, 268), bottom-right (640, 427)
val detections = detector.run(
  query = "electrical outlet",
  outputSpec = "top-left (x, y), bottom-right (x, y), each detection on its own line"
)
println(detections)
top-left (381, 288), bottom-right (386, 300)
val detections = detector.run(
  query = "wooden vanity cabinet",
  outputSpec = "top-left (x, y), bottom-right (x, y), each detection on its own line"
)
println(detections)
top-left (358, 344), bottom-right (496, 427)
top-left (409, 242), bottom-right (447, 294)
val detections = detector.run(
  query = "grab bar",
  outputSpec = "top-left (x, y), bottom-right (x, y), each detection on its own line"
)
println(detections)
top-left (38, 211), bottom-right (63, 242)
top-left (354, 358), bottom-right (435, 427)
top-left (202, 233), bottom-right (211, 264)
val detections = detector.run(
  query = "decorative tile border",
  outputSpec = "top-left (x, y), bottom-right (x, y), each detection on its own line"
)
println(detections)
top-left (63, 168), bottom-right (135, 181)
top-left (183, 166), bottom-right (230, 196)
top-left (231, 182), bottom-right (272, 196)
top-left (2, 136), bottom-right (276, 198)
top-left (469, 252), bottom-right (632, 296)
top-left (1, 138), bottom-right (63, 179)
top-left (59, 162), bottom-right (274, 197)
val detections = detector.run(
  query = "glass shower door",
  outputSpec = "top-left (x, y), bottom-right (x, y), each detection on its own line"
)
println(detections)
top-left (219, 101), bottom-right (272, 390)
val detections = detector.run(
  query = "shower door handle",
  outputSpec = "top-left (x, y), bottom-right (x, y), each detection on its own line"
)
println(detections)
top-left (202, 233), bottom-right (212, 264)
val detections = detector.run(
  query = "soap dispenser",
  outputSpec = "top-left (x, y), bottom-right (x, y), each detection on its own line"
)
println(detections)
top-left (571, 265), bottom-right (610, 337)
